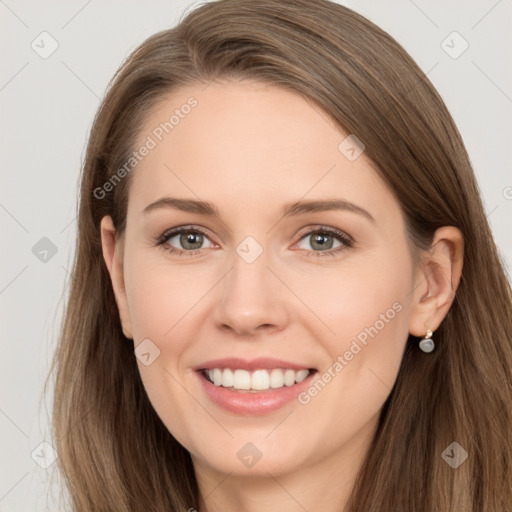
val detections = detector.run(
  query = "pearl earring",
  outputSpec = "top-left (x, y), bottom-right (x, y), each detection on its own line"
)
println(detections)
top-left (419, 327), bottom-right (435, 353)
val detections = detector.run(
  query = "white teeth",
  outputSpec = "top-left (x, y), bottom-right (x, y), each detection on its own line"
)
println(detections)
top-left (295, 369), bottom-right (309, 383)
top-left (233, 369), bottom-right (251, 390)
top-left (204, 368), bottom-right (312, 391)
top-left (251, 370), bottom-right (269, 390)
top-left (284, 369), bottom-right (296, 386)
top-left (213, 368), bottom-right (222, 386)
top-left (269, 368), bottom-right (284, 388)
top-left (221, 368), bottom-right (234, 387)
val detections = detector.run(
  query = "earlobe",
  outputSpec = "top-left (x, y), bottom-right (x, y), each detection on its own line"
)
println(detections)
top-left (408, 226), bottom-right (464, 338)
top-left (100, 215), bottom-right (133, 339)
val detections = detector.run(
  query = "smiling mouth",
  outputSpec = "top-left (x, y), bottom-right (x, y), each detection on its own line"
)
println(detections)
top-left (200, 367), bottom-right (317, 392)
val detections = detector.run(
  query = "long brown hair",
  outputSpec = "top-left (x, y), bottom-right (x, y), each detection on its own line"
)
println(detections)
top-left (49, 0), bottom-right (512, 510)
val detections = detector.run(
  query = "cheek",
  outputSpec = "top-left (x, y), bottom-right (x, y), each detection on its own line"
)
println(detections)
top-left (295, 255), bottom-right (411, 345)
top-left (299, 249), bottom-right (413, 405)
top-left (292, 255), bottom-right (412, 448)
top-left (123, 249), bottom-right (212, 342)
top-left (122, 252), bottom-right (210, 447)
top-left (335, 267), bottom-right (409, 345)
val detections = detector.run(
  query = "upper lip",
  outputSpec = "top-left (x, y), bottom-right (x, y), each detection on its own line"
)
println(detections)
top-left (194, 357), bottom-right (316, 372)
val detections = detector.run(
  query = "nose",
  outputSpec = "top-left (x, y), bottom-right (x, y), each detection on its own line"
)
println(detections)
top-left (212, 249), bottom-right (290, 337)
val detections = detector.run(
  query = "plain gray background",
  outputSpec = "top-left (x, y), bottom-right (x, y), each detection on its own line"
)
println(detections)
top-left (1, 0), bottom-right (511, 510)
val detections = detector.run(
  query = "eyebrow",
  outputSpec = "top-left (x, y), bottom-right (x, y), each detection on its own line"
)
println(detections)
top-left (142, 197), bottom-right (375, 223)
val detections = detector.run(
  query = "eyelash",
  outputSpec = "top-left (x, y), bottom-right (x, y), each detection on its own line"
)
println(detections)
top-left (156, 225), bottom-right (354, 258)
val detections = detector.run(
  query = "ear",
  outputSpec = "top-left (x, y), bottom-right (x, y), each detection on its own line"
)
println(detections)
top-left (408, 226), bottom-right (464, 336)
top-left (100, 215), bottom-right (133, 339)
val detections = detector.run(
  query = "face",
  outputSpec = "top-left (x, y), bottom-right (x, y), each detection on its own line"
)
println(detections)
top-left (102, 79), bottom-right (421, 479)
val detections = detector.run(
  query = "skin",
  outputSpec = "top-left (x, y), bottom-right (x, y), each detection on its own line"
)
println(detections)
top-left (100, 79), bottom-right (463, 512)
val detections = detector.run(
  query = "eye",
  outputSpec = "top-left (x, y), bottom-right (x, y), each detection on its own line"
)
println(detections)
top-left (157, 226), bottom-right (215, 256)
top-left (156, 225), bottom-right (354, 258)
top-left (295, 226), bottom-right (354, 257)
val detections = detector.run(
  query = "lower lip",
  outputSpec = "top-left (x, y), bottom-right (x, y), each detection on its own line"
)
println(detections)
top-left (196, 370), bottom-right (317, 415)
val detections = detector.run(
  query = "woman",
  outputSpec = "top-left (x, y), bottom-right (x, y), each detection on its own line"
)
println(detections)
top-left (50, 0), bottom-right (512, 510)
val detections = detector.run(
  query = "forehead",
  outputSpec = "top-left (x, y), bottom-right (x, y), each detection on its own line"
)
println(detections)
top-left (127, 79), bottom-right (399, 226)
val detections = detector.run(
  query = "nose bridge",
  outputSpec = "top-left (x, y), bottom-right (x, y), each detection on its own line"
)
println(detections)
top-left (212, 237), bottom-right (289, 335)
